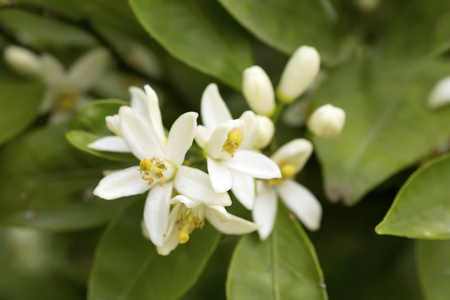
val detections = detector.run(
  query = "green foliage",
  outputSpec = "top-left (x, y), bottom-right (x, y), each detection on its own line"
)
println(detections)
top-left (227, 203), bottom-right (327, 300)
top-left (376, 155), bottom-right (450, 239)
top-left (88, 200), bottom-right (221, 300)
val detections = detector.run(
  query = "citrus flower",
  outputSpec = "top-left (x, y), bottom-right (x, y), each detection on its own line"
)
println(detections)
top-left (195, 83), bottom-right (281, 210)
top-left (252, 139), bottom-right (322, 240)
top-left (307, 104), bottom-right (346, 138)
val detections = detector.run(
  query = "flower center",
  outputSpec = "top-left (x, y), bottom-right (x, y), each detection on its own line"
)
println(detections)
top-left (222, 129), bottom-right (242, 157)
top-left (177, 210), bottom-right (205, 244)
top-left (267, 163), bottom-right (296, 186)
top-left (139, 157), bottom-right (173, 187)
top-left (55, 92), bottom-right (77, 112)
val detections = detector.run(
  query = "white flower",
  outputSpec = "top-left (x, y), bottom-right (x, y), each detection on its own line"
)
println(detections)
top-left (195, 84), bottom-right (281, 210)
top-left (4, 46), bottom-right (110, 124)
top-left (253, 139), bottom-right (322, 240)
top-left (428, 77), bottom-right (450, 109)
top-left (242, 66), bottom-right (275, 116)
top-left (93, 106), bottom-right (231, 248)
top-left (277, 46), bottom-right (320, 103)
top-left (307, 104), bottom-right (346, 138)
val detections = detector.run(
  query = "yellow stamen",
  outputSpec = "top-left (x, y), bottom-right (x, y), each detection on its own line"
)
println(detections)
top-left (55, 92), bottom-right (76, 112)
top-left (139, 157), bottom-right (167, 186)
top-left (222, 129), bottom-right (242, 157)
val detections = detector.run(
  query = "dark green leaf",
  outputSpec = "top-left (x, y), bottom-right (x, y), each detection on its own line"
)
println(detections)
top-left (227, 203), bottom-right (327, 300)
top-left (88, 200), bottom-right (221, 300)
top-left (376, 155), bottom-right (450, 239)
top-left (129, 0), bottom-right (253, 89)
top-left (416, 240), bottom-right (450, 300)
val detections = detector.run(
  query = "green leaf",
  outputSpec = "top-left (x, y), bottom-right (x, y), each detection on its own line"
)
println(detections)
top-left (227, 203), bottom-right (327, 300)
top-left (218, 0), bottom-right (340, 64)
top-left (129, 0), bottom-right (253, 89)
top-left (376, 155), bottom-right (450, 239)
top-left (0, 124), bottom-right (129, 231)
top-left (313, 56), bottom-right (450, 205)
top-left (0, 79), bottom-right (44, 146)
top-left (416, 240), bottom-right (450, 300)
top-left (88, 200), bottom-right (221, 300)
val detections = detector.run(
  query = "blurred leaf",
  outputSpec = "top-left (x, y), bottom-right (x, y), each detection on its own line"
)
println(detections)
top-left (88, 200), bottom-right (221, 300)
top-left (313, 55), bottom-right (450, 205)
top-left (416, 240), bottom-right (450, 300)
top-left (218, 0), bottom-right (340, 64)
top-left (376, 155), bottom-right (450, 239)
top-left (0, 124), bottom-right (129, 231)
top-left (227, 203), bottom-right (327, 300)
top-left (0, 79), bottom-right (44, 146)
top-left (129, 0), bottom-right (253, 89)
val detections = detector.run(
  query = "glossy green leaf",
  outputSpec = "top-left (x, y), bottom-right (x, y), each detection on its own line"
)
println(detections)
top-left (129, 0), bottom-right (253, 89)
top-left (227, 203), bottom-right (327, 300)
top-left (313, 56), bottom-right (450, 205)
top-left (218, 0), bottom-right (340, 64)
top-left (376, 155), bottom-right (450, 239)
top-left (88, 200), bottom-right (221, 300)
top-left (416, 240), bottom-right (450, 300)
top-left (0, 79), bottom-right (44, 146)
top-left (0, 124), bottom-right (129, 231)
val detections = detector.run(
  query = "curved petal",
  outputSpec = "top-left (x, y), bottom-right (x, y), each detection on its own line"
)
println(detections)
top-left (170, 195), bottom-right (199, 209)
top-left (271, 139), bottom-right (313, 174)
top-left (144, 182), bottom-right (173, 247)
top-left (119, 106), bottom-right (165, 160)
top-left (278, 179), bottom-right (322, 231)
top-left (194, 125), bottom-right (211, 149)
top-left (68, 48), bottom-right (109, 91)
top-left (238, 110), bottom-right (258, 150)
top-left (156, 224), bottom-right (180, 256)
top-left (205, 206), bottom-right (259, 234)
top-left (88, 136), bottom-right (130, 152)
top-left (205, 119), bottom-right (244, 159)
top-left (174, 166), bottom-right (231, 206)
top-left (93, 166), bottom-right (152, 200)
top-left (223, 150), bottom-right (281, 179)
top-left (207, 157), bottom-right (232, 193)
top-left (230, 171), bottom-right (255, 210)
top-left (106, 115), bottom-right (121, 136)
top-left (201, 83), bottom-right (232, 129)
top-left (253, 183), bottom-right (278, 240)
top-left (166, 112), bottom-right (198, 166)
top-left (40, 54), bottom-right (66, 88)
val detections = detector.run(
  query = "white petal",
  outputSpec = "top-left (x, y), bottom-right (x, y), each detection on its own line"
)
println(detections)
top-left (106, 115), bottom-right (121, 136)
top-left (144, 182), bottom-right (173, 247)
top-left (238, 110), bottom-right (258, 150)
top-left (271, 139), bottom-right (313, 174)
top-left (428, 77), bottom-right (450, 109)
top-left (93, 166), bottom-right (152, 200)
top-left (88, 136), bottom-right (131, 152)
top-left (170, 195), bottom-right (199, 209)
top-left (230, 171), bottom-right (255, 210)
top-left (254, 115), bottom-right (275, 149)
top-left (166, 112), bottom-right (198, 166)
top-left (222, 150), bottom-right (281, 179)
top-left (253, 183), bottom-right (278, 240)
top-left (68, 48), bottom-right (109, 91)
top-left (278, 179), bottom-right (322, 231)
top-left (3, 45), bottom-right (41, 77)
top-left (174, 166), bottom-right (231, 206)
top-left (40, 54), bottom-right (67, 88)
top-left (205, 206), bottom-right (259, 234)
top-left (194, 125), bottom-right (211, 149)
top-left (156, 224), bottom-right (180, 256)
top-left (201, 83), bottom-right (232, 129)
top-left (119, 106), bottom-right (165, 160)
top-left (205, 119), bottom-right (244, 159)
top-left (207, 157), bottom-right (232, 193)
top-left (129, 86), bottom-right (148, 117)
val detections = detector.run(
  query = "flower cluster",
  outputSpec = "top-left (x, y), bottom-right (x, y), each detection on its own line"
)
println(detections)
top-left (88, 45), bottom-right (346, 255)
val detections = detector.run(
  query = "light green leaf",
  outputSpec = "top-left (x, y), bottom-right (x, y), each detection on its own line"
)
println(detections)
top-left (376, 155), bottom-right (450, 239)
top-left (227, 203), bottom-right (327, 300)
top-left (416, 240), bottom-right (450, 300)
top-left (218, 0), bottom-right (340, 64)
top-left (0, 79), bottom-right (44, 146)
top-left (0, 124), bottom-right (129, 231)
top-left (88, 200), bottom-right (221, 300)
top-left (129, 0), bottom-right (253, 89)
top-left (313, 56), bottom-right (450, 205)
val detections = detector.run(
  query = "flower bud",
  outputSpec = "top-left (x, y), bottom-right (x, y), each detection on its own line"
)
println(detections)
top-left (242, 66), bottom-right (275, 116)
top-left (277, 46), bottom-right (320, 103)
top-left (3, 45), bottom-right (41, 77)
top-left (428, 77), bottom-right (450, 109)
top-left (254, 115), bottom-right (275, 149)
top-left (308, 104), bottom-right (345, 139)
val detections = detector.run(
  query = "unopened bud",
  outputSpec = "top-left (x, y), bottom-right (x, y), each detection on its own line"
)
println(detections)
top-left (242, 66), bottom-right (275, 116)
top-left (254, 115), bottom-right (274, 149)
top-left (277, 46), bottom-right (320, 103)
top-left (3, 45), bottom-right (41, 77)
top-left (308, 104), bottom-right (345, 139)
top-left (428, 77), bottom-right (450, 109)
